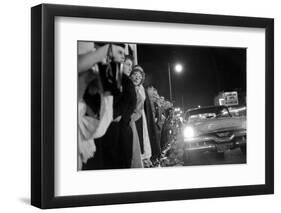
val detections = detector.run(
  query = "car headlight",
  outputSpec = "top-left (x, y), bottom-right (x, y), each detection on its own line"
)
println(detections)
top-left (183, 126), bottom-right (195, 139)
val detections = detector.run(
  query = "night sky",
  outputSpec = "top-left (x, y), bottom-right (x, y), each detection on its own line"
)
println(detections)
top-left (137, 44), bottom-right (246, 110)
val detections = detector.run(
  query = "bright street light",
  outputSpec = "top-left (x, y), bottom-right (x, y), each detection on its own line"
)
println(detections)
top-left (174, 64), bottom-right (183, 73)
top-left (168, 63), bottom-right (184, 101)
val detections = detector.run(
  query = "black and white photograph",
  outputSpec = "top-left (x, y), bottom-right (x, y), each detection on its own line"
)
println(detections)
top-left (29, 2), bottom-right (274, 209)
top-left (77, 41), bottom-right (247, 171)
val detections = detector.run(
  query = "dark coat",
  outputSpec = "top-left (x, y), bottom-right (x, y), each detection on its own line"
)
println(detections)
top-left (134, 88), bottom-right (161, 160)
top-left (144, 89), bottom-right (161, 160)
top-left (83, 74), bottom-right (136, 170)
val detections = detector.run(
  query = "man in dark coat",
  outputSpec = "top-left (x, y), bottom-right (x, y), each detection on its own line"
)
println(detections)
top-left (143, 88), bottom-right (161, 162)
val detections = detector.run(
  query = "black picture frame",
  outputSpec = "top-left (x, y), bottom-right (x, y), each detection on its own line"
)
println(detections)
top-left (31, 3), bottom-right (274, 209)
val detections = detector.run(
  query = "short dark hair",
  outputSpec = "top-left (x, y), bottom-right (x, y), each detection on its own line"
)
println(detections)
top-left (125, 54), bottom-right (134, 62)
top-left (132, 65), bottom-right (144, 73)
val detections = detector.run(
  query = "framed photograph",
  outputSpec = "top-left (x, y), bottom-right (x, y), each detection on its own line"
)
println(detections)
top-left (31, 4), bottom-right (274, 209)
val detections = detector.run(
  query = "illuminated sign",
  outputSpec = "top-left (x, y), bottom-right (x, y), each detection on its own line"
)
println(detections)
top-left (223, 92), bottom-right (239, 106)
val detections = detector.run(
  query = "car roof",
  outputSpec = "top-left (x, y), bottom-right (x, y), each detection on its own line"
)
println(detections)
top-left (186, 105), bottom-right (227, 113)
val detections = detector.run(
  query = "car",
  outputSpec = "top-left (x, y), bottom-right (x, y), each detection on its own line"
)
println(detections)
top-left (180, 105), bottom-right (246, 161)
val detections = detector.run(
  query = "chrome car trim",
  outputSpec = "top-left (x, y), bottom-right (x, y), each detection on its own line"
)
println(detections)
top-left (184, 139), bottom-right (246, 152)
top-left (184, 130), bottom-right (246, 143)
top-left (185, 144), bottom-right (216, 152)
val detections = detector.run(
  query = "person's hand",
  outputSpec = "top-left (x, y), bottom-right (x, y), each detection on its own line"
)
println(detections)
top-left (79, 139), bottom-right (96, 164)
top-left (143, 158), bottom-right (153, 168)
top-left (113, 116), bottom-right (122, 122)
top-left (131, 112), bottom-right (141, 122)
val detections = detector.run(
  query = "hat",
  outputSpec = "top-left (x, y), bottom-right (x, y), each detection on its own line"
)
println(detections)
top-left (132, 65), bottom-right (144, 72)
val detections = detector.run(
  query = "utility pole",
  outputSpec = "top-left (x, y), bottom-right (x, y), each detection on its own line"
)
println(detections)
top-left (168, 63), bottom-right (172, 101)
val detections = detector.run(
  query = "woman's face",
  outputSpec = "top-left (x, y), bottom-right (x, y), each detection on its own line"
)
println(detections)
top-left (131, 71), bottom-right (143, 86)
top-left (123, 59), bottom-right (133, 76)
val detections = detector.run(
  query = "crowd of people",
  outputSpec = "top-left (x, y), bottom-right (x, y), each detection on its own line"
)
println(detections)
top-left (77, 41), bottom-right (175, 170)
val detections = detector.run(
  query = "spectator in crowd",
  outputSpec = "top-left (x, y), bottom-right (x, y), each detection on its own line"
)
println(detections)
top-left (146, 86), bottom-right (162, 160)
top-left (130, 66), bottom-right (161, 167)
top-left (144, 85), bottom-right (161, 164)
top-left (122, 55), bottom-right (134, 76)
top-left (160, 108), bottom-right (174, 150)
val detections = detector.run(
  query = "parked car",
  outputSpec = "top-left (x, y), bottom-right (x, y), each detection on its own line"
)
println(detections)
top-left (180, 105), bottom-right (246, 161)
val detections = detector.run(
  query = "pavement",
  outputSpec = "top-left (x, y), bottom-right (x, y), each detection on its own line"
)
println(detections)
top-left (183, 148), bottom-right (246, 166)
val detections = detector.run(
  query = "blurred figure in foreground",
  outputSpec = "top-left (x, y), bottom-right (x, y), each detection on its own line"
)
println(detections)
top-left (83, 43), bottom-right (137, 170)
